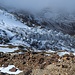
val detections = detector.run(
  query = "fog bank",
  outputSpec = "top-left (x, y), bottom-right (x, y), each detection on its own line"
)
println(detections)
top-left (0, 0), bottom-right (75, 13)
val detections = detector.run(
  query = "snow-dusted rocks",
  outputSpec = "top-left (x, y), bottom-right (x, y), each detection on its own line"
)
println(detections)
top-left (0, 65), bottom-right (22, 74)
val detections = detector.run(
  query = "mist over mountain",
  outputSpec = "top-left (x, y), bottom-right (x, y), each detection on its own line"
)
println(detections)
top-left (0, 0), bottom-right (75, 52)
top-left (0, 0), bottom-right (75, 12)
top-left (0, 0), bottom-right (75, 35)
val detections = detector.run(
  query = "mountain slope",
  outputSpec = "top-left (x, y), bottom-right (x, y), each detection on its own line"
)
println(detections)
top-left (0, 0), bottom-right (75, 35)
top-left (0, 9), bottom-right (75, 52)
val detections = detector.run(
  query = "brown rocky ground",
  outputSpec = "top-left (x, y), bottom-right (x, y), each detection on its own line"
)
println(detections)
top-left (0, 49), bottom-right (75, 75)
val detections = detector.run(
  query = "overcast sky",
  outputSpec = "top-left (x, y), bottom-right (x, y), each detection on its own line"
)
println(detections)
top-left (0, 0), bottom-right (75, 13)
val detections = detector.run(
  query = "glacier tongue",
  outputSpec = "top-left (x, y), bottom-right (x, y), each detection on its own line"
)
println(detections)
top-left (0, 9), bottom-right (75, 52)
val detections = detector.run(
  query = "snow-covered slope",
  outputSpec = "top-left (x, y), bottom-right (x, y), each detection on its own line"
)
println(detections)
top-left (0, 9), bottom-right (29, 43)
top-left (0, 9), bottom-right (75, 52)
top-left (0, 0), bottom-right (75, 35)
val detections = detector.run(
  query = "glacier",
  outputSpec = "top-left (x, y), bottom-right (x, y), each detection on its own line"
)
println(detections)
top-left (0, 9), bottom-right (75, 53)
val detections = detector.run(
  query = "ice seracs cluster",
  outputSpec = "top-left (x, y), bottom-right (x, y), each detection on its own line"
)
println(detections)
top-left (0, 9), bottom-right (75, 53)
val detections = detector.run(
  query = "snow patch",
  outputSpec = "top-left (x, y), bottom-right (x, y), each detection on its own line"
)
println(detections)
top-left (0, 47), bottom-right (18, 53)
top-left (0, 65), bottom-right (22, 74)
top-left (57, 52), bottom-right (70, 57)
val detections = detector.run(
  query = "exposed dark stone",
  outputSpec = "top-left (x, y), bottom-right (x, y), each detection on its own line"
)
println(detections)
top-left (3, 58), bottom-right (8, 62)
top-left (24, 69), bottom-right (32, 75)
top-left (62, 65), bottom-right (68, 68)
top-left (18, 45), bottom-right (25, 49)
top-left (38, 58), bottom-right (44, 64)
top-left (66, 57), bottom-right (70, 60)
top-left (22, 61), bottom-right (26, 65)
top-left (9, 67), bottom-right (17, 72)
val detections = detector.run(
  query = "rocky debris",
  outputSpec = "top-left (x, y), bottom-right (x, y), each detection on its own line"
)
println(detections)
top-left (0, 72), bottom-right (16, 75)
top-left (0, 72), bottom-right (10, 75)
top-left (3, 62), bottom-right (9, 67)
top-left (0, 50), bottom-right (75, 75)
top-left (31, 62), bottom-right (75, 75)
top-left (62, 64), bottom-right (68, 68)
top-left (17, 69), bottom-right (32, 75)
top-left (9, 67), bottom-right (17, 72)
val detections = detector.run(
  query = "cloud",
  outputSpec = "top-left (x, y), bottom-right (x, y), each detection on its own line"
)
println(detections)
top-left (0, 0), bottom-right (75, 13)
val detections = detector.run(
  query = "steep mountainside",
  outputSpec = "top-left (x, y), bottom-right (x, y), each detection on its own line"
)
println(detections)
top-left (12, 9), bottom-right (75, 35)
top-left (0, 0), bottom-right (75, 35)
top-left (0, 9), bottom-right (75, 52)
top-left (0, 1), bottom-right (75, 75)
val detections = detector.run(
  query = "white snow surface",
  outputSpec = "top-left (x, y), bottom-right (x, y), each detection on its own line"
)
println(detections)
top-left (0, 9), bottom-right (29, 29)
top-left (0, 47), bottom-right (18, 53)
top-left (0, 65), bottom-right (22, 74)
top-left (57, 52), bottom-right (70, 57)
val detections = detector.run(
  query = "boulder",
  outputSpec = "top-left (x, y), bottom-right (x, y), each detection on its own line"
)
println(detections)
top-left (9, 67), bottom-right (17, 72)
